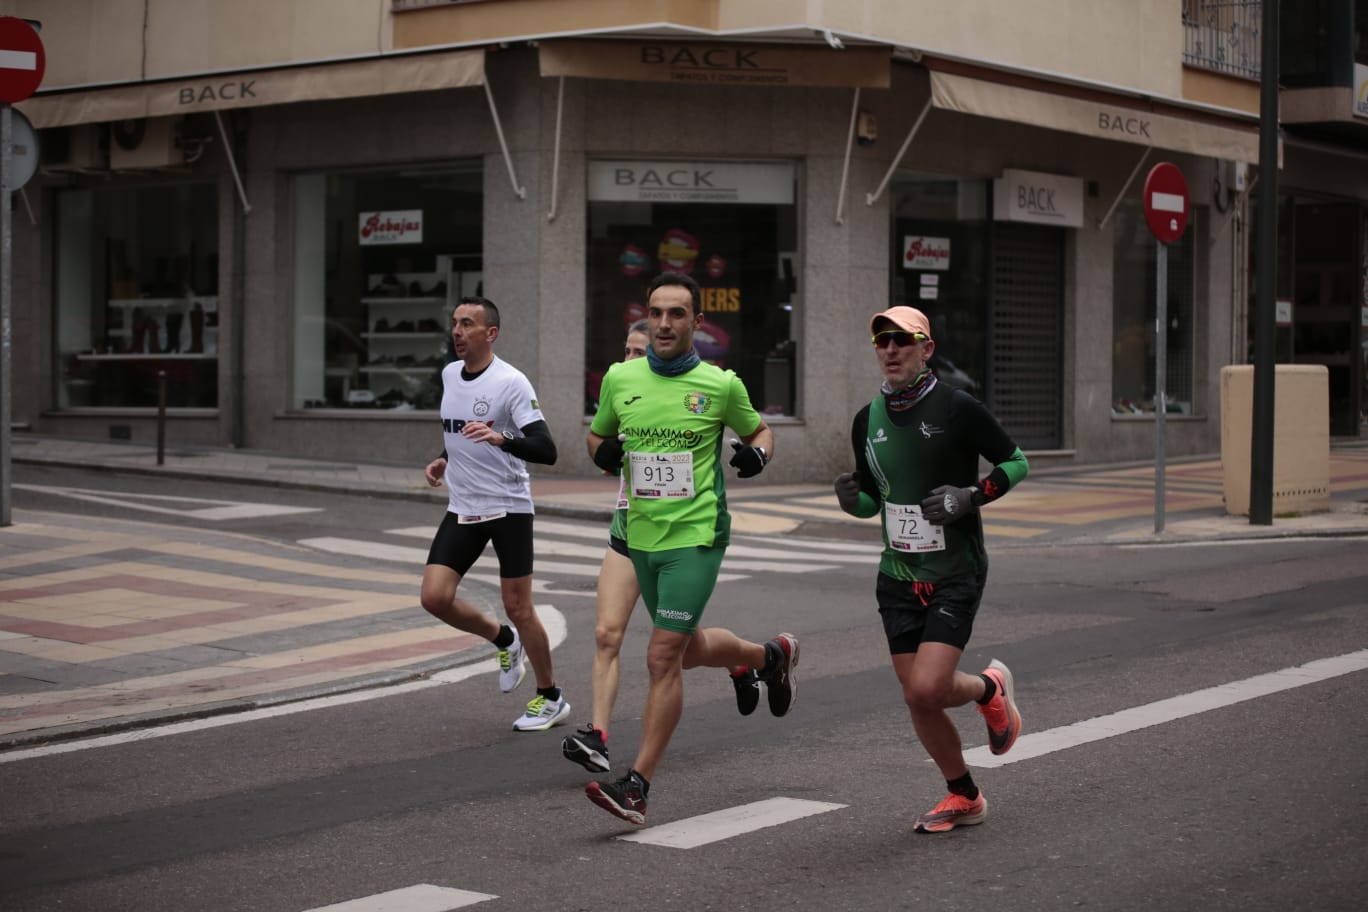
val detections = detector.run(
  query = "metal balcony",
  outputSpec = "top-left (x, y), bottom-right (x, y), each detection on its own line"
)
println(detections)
top-left (1183, 0), bottom-right (1262, 79)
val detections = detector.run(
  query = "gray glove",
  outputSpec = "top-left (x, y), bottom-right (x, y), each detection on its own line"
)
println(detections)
top-left (834, 471), bottom-right (863, 514)
top-left (920, 484), bottom-right (980, 525)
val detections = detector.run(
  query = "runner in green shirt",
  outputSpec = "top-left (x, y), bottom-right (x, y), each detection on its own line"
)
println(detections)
top-left (581, 272), bottom-right (798, 826)
top-left (834, 305), bottom-right (1028, 834)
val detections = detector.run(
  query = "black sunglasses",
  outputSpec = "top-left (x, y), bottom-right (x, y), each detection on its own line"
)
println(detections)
top-left (871, 330), bottom-right (928, 349)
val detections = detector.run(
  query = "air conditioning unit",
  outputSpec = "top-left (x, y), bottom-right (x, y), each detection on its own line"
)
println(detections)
top-left (110, 117), bottom-right (185, 170)
top-left (40, 123), bottom-right (108, 171)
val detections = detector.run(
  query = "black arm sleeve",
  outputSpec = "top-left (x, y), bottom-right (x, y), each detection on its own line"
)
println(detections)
top-left (504, 419), bottom-right (558, 466)
top-left (849, 405), bottom-right (879, 501)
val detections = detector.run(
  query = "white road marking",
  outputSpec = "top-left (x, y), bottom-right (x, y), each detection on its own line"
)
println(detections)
top-left (617, 797), bottom-right (847, 849)
top-left (305, 884), bottom-right (496, 911)
top-left (1119, 534), bottom-right (1368, 549)
top-left (965, 648), bottom-right (1368, 769)
top-left (0, 607), bottom-right (567, 764)
top-left (14, 484), bottom-right (322, 520)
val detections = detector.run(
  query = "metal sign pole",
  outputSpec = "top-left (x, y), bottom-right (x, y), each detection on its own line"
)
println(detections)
top-left (1154, 239), bottom-right (1168, 534)
top-left (1, 103), bottom-right (13, 527)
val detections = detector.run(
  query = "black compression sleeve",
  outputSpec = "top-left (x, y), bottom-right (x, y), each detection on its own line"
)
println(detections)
top-left (504, 419), bottom-right (558, 465)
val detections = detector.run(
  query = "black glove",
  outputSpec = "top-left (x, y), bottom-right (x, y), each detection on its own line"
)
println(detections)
top-left (833, 471), bottom-right (863, 513)
top-left (920, 484), bottom-right (981, 525)
top-left (729, 439), bottom-right (767, 478)
top-left (592, 435), bottom-right (625, 474)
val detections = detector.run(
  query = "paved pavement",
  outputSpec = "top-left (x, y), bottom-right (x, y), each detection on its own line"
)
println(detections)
top-left (3, 433), bottom-right (1367, 751)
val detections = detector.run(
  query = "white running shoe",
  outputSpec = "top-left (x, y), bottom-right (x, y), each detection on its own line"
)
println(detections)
top-left (512, 693), bottom-right (571, 732)
top-left (497, 628), bottom-right (526, 693)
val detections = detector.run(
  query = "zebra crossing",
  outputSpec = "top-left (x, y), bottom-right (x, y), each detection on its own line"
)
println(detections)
top-left (298, 516), bottom-right (876, 591)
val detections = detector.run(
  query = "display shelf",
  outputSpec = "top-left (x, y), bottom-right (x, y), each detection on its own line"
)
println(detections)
top-left (76, 353), bottom-right (216, 361)
top-left (104, 295), bottom-right (219, 355)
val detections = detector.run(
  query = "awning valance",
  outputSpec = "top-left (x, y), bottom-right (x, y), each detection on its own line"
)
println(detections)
top-left (538, 39), bottom-right (890, 89)
top-left (18, 48), bottom-right (486, 129)
top-left (929, 70), bottom-right (1269, 164)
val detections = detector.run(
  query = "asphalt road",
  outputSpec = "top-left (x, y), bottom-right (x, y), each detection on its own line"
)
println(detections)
top-left (2, 467), bottom-right (1367, 911)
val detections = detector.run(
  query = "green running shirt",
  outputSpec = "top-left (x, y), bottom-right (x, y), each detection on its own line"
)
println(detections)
top-left (591, 357), bottom-right (763, 552)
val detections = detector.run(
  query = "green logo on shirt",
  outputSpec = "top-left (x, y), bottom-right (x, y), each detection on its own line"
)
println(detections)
top-left (684, 391), bottom-right (712, 415)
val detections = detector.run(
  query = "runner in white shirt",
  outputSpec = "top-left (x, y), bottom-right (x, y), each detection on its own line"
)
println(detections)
top-left (421, 296), bottom-right (569, 732)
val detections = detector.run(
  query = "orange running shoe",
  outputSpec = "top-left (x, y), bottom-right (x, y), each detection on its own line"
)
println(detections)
top-left (913, 792), bottom-right (988, 833)
top-left (977, 658), bottom-right (1022, 755)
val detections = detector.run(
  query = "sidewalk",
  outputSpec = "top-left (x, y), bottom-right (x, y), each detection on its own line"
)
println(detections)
top-left (3, 433), bottom-right (1368, 751)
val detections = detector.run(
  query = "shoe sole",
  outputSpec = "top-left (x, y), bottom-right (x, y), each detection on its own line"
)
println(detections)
top-left (562, 737), bottom-right (610, 773)
top-left (585, 782), bottom-right (645, 825)
top-left (499, 656), bottom-right (527, 694)
top-left (768, 634), bottom-right (799, 717)
top-left (512, 701), bottom-right (571, 732)
top-left (986, 659), bottom-right (1021, 755)
top-left (914, 796), bottom-right (988, 833)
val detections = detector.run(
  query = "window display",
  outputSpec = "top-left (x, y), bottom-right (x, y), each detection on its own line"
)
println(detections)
top-left (584, 160), bottom-right (798, 417)
top-left (292, 162), bottom-right (482, 410)
top-left (54, 182), bottom-right (219, 409)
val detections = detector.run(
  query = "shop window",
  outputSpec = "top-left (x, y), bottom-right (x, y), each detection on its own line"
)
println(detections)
top-left (292, 162), bottom-right (482, 411)
top-left (1111, 200), bottom-right (1196, 416)
top-left (54, 183), bottom-right (219, 409)
top-left (585, 160), bottom-right (799, 418)
top-left (889, 174), bottom-right (990, 397)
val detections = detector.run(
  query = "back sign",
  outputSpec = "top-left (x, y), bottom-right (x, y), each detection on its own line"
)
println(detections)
top-left (1142, 162), bottom-right (1189, 245)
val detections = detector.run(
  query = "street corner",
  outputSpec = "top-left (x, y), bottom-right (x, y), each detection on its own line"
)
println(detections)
top-left (0, 516), bottom-right (481, 745)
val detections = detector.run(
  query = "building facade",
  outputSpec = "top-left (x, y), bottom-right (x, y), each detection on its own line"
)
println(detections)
top-left (7, 0), bottom-right (1364, 480)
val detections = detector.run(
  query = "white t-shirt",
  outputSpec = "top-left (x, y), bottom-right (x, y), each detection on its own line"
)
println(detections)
top-left (439, 355), bottom-right (546, 515)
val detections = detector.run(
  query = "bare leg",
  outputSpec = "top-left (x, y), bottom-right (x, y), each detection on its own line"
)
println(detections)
top-left (892, 643), bottom-right (988, 780)
top-left (420, 564), bottom-right (499, 640)
top-left (682, 626), bottom-right (767, 671)
top-left (592, 548), bottom-right (641, 733)
top-left (630, 627), bottom-right (691, 782)
top-left (501, 575), bottom-right (554, 689)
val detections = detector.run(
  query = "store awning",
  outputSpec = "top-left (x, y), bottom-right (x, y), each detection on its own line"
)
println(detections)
top-left (929, 70), bottom-right (1270, 164)
top-left (18, 48), bottom-right (486, 129)
top-left (538, 39), bottom-right (890, 89)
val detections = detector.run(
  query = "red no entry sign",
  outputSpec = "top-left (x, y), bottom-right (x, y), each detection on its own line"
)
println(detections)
top-left (0, 17), bottom-right (44, 104)
top-left (1142, 162), bottom-right (1189, 245)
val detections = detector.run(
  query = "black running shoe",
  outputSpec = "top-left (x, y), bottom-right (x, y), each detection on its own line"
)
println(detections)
top-left (730, 668), bottom-right (761, 716)
top-left (586, 770), bottom-right (647, 825)
top-left (763, 633), bottom-right (799, 717)
top-left (562, 725), bottom-right (610, 773)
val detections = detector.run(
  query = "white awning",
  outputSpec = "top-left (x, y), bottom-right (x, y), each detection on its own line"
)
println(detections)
top-left (18, 48), bottom-right (486, 129)
top-left (929, 70), bottom-right (1271, 164)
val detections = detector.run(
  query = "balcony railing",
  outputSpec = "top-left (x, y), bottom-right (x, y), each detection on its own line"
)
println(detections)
top-left (1183, 0), bottom-right (1261, 79)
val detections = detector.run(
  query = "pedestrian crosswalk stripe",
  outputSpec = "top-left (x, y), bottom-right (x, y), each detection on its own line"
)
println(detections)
top-left (13, 484), bottom-right (323, 520)
top-left (616, 797), bottom-right (847, 849)
top-left (304, 883), bottom-right (496, 911)
top-left (303, 524), bottom-right (869, 581)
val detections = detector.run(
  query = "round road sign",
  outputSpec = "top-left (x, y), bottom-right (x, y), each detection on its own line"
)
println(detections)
top-left (3, 107), bottom-right (39, 191)
top-left (0, 17), bottom-right (45, 104)
top-left (1142, 162), bottom-right (1189, 245)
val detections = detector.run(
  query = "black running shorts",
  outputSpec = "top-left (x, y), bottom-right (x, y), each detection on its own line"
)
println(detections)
top-left (875, 568), bottom-right (988, 654)
top-left (426, 511), bottom-right (534, 579)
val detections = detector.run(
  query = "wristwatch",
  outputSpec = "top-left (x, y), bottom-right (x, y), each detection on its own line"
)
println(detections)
top-left (501, 430), bottom-right (515, 447)
top-left (756, 446), bottom-right (768, 465)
